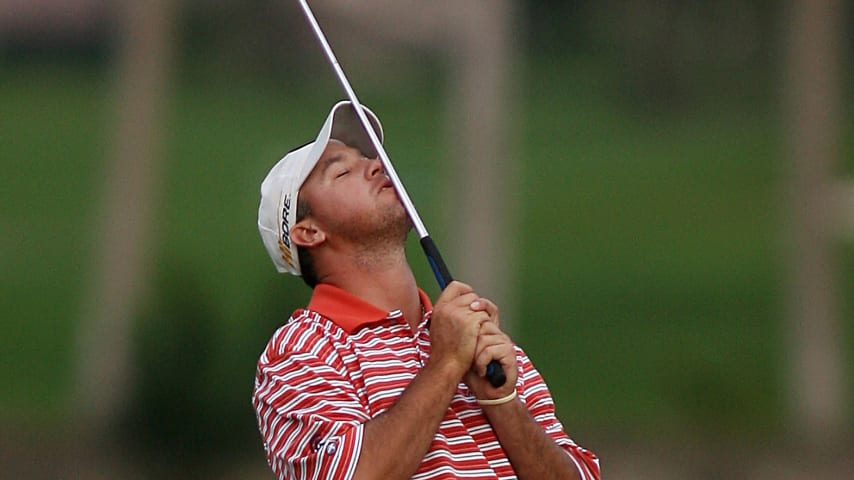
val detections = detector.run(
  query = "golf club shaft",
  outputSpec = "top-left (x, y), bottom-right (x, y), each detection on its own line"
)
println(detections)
top-left (297, 0), bottom-right (424, 239)
top-left (296, 0), bottom-right (505, 389)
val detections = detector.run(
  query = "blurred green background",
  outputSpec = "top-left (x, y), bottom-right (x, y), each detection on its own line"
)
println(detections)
top-left (1, 0), bottom-right (852, 478)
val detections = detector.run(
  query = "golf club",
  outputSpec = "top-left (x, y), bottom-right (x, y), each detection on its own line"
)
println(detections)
top-left (295, 0), bottom-right (506, 389)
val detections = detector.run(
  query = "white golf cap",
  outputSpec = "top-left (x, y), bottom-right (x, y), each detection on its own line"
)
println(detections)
top-left (258, 101), bottom-right (384, 275)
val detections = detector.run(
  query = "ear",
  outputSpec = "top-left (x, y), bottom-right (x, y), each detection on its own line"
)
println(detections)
top-left (290, 219), bottom-right (326, 248)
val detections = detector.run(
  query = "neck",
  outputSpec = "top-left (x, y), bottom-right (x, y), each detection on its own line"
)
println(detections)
top-left (318, 243), bottom-right (423, 329)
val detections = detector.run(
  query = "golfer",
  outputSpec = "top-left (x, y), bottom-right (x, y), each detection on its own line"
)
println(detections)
top-left (254, 101), bottom-right (599, 479)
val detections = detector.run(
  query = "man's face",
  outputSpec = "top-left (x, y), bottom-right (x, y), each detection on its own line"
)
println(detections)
top-left (297, 139), bottom-right (409, 245)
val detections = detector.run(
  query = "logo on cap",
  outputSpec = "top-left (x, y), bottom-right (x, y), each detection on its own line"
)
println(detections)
top-left (278, 193), bottom-right (295, 267)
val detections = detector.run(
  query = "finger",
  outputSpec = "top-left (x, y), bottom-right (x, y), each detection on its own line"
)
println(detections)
top-left (472, 327), bottom-right (508, 356)
top-left (453, 292), bottom-right (482, 309)
top-left (469, 297), bottom-right (497, 313)
top-left (477, 320), bottom-right (502, 336)
top-left (434, 291), bottom-right (476, 317)
top-left (456, 311), bottom-right (491, 335)
top-left (475, 330), bottom-right (514, 372)
top-left (473, 343), bottom-right (511, 377)
top-left (474, 331), bottom-right (508, 356)
top-left (435, 282), bottom-right (477, 310)
top-left (469, 297), bottom-right (497, 314)
top-left (439, 280), bottom-right (473, 298)
top-left (470, 310), bottom-right (491, 325)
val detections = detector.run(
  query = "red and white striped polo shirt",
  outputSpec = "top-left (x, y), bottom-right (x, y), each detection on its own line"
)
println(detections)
top-left (253, 284), bottom-right (600, 480)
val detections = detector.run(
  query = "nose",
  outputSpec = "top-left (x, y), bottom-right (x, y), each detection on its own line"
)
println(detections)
top-left (365, 156), bottom-right (384, 178)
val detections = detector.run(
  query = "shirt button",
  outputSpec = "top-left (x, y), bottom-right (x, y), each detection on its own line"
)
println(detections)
top-left (325, 441), bottom-right (338, 455)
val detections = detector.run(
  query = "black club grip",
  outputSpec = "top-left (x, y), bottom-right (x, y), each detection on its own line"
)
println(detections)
top-left (420, 236), bottom-right (507, 388)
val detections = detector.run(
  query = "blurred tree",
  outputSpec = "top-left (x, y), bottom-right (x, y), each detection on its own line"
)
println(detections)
top-left (526, 0), bottom-right (589, 53)
top-left (579, 0), bottom-right (779, 108)
top-left (75, 0), bottom-right (175, 451)
top-left (121, 262), bottom-right (262, 476)
top-left (783, 0), bottom-right (848, 450)
top-left (177, 0), bottom-right (317, 86)
top-left (443, 1), bottom-right (518, 329)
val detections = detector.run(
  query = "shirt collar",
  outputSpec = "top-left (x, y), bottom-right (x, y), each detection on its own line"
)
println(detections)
top-left (307, 283), bottom-right (433, 334)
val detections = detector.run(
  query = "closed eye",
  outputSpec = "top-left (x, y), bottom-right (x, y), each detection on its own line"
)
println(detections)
top-left (335, 170), bottom-right (349, 179)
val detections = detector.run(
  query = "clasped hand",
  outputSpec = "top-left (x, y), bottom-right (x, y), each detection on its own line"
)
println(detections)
top-left (430, 281), bottom-right (518, 400)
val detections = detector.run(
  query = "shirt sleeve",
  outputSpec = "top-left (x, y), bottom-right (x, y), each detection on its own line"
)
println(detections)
top-left (516, 347), bottom-right (601, 480)
top-left (253, 318), bottom-right (370, 480)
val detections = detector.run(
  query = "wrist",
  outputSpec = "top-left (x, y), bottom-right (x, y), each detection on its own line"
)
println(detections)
top-left (423, 357), bottom-right (466, 391)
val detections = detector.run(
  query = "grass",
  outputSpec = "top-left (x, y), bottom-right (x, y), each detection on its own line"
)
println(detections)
top-left (514, 61), bottom-right (788, 438)
top-left (0, 65), bottom-right (107, 415)
top-left (0, 58), bottom-right (849, 448)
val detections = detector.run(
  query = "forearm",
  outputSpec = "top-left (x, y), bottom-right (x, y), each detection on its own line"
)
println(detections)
top-left (483, 398), bottom-right (581, 480)
top-left (353, 360), bottom-right (459, 480)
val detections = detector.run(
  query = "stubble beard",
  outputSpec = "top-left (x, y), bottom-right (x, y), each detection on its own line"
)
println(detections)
top-left (332, 199), bottom-right (412, 269)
